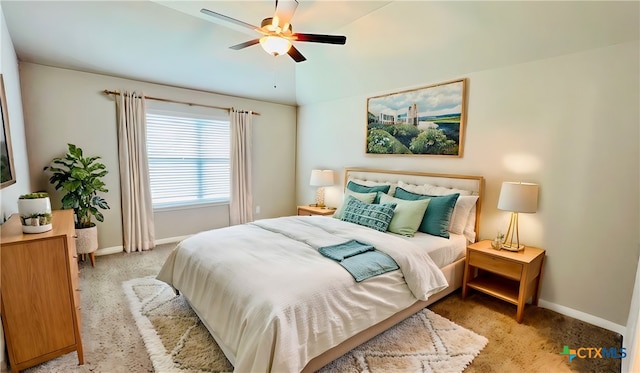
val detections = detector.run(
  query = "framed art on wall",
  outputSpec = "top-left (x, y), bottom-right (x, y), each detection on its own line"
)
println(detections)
top-left (0, 74), bottom-right (16, 188)
top-left (366, 78), bottom-right (468, 157)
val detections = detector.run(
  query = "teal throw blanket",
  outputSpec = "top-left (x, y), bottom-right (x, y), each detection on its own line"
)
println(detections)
top-left (318, 240), bottom-right (399, 282)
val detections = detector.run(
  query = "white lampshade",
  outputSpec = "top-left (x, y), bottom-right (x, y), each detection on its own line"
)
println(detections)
top-left (497, 182), bottom-right (539, 213)
top-left (259, 36), bottom-right (292, 56)
top-left (309, 170), bottom-right (334, 187)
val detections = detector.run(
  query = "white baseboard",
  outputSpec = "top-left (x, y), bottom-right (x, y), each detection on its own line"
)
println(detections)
top-left (94, 235), bottom-right (191, 256)
top-left (94, 246), bottom-right (123, 256)
top-left (155, 235), bottom-right (191, 245)
top-left (538, 299), bottom-right (626, 336)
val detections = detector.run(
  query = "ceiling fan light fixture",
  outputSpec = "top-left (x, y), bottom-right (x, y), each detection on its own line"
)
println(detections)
top-left (259, 36), bottom-right (291, 56)
top-left (201, 0), bottom-right (346, 63)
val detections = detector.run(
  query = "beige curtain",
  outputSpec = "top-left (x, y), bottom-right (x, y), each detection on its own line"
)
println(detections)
top-left (230, 109), bottom-right (254, 225)
top-left (115, 91), bottom-right (155, 252)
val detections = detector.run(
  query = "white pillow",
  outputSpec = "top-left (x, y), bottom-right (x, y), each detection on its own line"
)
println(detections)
top-left (464, 205), bottom-right (477, 242)
top-left (397, 180), bottom-right (473, 197)
top-left (449, 195), bottom-right (479, 234)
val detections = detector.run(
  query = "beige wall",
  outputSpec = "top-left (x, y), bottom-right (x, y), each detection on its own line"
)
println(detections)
top-left (18, 63), bottom-right (297, 250)
top-left (296, 41), bottom-right (640, 328)
top-left (0, 6), bottom-right (31, 220)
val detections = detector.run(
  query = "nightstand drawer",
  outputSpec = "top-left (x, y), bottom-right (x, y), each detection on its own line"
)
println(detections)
top-left (468, 251), bottom-right (522, 280)
top-left (297, 206), bottom-right (335, 216)
top-left (297, 208), bottom-right (313, 216)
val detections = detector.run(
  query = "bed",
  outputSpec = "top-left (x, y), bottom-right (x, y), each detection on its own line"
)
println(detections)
top-left (157, 168), bottom-right (484, 372)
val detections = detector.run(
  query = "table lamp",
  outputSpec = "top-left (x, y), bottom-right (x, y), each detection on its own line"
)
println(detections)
top-left (497, 181), bottom-right (539, 251)
top-left (309, 170), bottom-right (334, 208)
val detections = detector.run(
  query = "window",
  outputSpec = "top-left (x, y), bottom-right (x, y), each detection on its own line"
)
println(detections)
top-left (146, 109), bottom-right (230, 209)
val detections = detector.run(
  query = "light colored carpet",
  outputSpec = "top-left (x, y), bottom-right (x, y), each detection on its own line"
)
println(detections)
top-left (122, 276), bottom-right (488, 373)
top-left (17, 243), bottom-right (621, 373)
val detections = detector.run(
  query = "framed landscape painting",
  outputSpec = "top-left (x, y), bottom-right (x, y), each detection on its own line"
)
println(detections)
top-left (366, 78), bottom-right (467, 157)
top-left (0, 75), bottom-right (16, 189)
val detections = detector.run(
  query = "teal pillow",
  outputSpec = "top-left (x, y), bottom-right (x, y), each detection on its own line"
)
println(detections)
top-left (379, 193), bottom-right (430, 237)
top-left (394, 187), bottom-right (460, 238)
top-left (340, 196), bottom-right (396, 232)
top-left (333, 190), bottom-right (377, 219)
top-left (347, 181), bottom-right (391, 203)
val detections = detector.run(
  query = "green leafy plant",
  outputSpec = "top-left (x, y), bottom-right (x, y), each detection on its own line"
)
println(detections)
top-left (44, 143), bottom-right (110, 228)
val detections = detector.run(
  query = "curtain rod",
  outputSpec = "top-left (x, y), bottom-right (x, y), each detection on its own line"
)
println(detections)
top-left (102, 90), bottom-right (260, 116)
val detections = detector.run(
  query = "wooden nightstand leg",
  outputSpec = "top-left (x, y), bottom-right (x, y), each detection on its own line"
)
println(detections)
top-left (461, 262), bottom-right (471, 299)
top-left (516, 305), bottom-right (524, 323)
top-left (516, 268), bottom-right (529, 323)
top-left (516, 285), bottom-right (526, 324)
top-left (532, 256), bottom-right (545, 306)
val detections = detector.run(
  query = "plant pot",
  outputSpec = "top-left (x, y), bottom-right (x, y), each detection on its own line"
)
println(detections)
top-left (75, 225), bottom-right (98, 255)
top-left (18, 195), bottom-right (53, 234)
top-left (76, 225), bottom-right (99, 268)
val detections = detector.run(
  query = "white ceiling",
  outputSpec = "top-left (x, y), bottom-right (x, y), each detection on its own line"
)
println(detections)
top-left (1, 0), bottom-right (389, 106)
top-left (2, 1), bottom-right (639, 107)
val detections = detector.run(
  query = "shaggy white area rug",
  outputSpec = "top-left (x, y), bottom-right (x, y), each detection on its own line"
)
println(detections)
top-left (123, 276), bottom-right (488, 373)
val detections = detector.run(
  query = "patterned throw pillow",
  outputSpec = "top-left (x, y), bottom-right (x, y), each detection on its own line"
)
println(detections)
top-left (340, 195), bottom-right (396, 232)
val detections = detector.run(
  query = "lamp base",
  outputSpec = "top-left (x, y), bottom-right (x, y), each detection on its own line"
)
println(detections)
top-left (501, 211), bottom-right (526, 252)
top-left (501, 243), bottom-right (525, 252)
top-left (315, 187), bottom-right (326, 209)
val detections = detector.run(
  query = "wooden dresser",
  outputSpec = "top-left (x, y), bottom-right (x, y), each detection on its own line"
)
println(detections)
top-left (0, 209), bottom-right (84, 372)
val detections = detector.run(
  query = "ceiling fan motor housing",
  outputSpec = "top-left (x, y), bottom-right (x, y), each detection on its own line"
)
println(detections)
top-left (261, 17), bottom-right (293, 35)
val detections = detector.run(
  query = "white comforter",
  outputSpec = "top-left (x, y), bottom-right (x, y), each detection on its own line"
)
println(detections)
top-left (157, 216), bottom-right (448, 372)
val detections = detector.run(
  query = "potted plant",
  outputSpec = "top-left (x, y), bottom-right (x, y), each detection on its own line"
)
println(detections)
top-left (44, 143), bottom-right (110, 266)
top-left (18, 192), bottom-right (53, 233)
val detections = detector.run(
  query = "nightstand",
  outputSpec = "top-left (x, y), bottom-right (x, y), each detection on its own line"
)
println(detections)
top-left (462, 240), bottom-right (545, 323)
top-left (297, 205), bottom-right (335, 216)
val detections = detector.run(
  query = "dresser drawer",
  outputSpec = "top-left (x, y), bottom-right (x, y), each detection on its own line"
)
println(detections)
top-left (468, 251), bottom-right (522, 280)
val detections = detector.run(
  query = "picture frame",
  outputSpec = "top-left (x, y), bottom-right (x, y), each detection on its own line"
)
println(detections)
top-left (1, 74), bottom-right (16, 189)
top-left (366, 78), bottom-right (468, 157)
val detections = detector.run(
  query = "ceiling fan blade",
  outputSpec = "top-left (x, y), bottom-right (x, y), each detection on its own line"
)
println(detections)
top-left (229, 39), bottom-right (261, 50)
top-left (294, 33), bottom-right (347, 45)
top-left (274, 0), bottom-right (298, 30)
top-left (287, 45), bottom-right (306, 63)
top-left (200, 8), bottom-right (259, 31)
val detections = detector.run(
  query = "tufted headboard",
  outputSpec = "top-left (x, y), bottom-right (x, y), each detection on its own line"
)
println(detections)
top-left (343, 168), bottom-right (484, 240)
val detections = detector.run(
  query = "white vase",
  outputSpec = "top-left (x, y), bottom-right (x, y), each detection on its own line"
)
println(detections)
top-left (18, 196), bottom-right (53, 234)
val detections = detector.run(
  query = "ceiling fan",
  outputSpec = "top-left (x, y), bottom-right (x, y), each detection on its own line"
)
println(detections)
top-left (200, 0), bottom-right (347, 63)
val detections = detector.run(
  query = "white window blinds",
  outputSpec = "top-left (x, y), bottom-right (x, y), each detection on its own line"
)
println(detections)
top-left (146, 110), bottom-right (230, 209)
